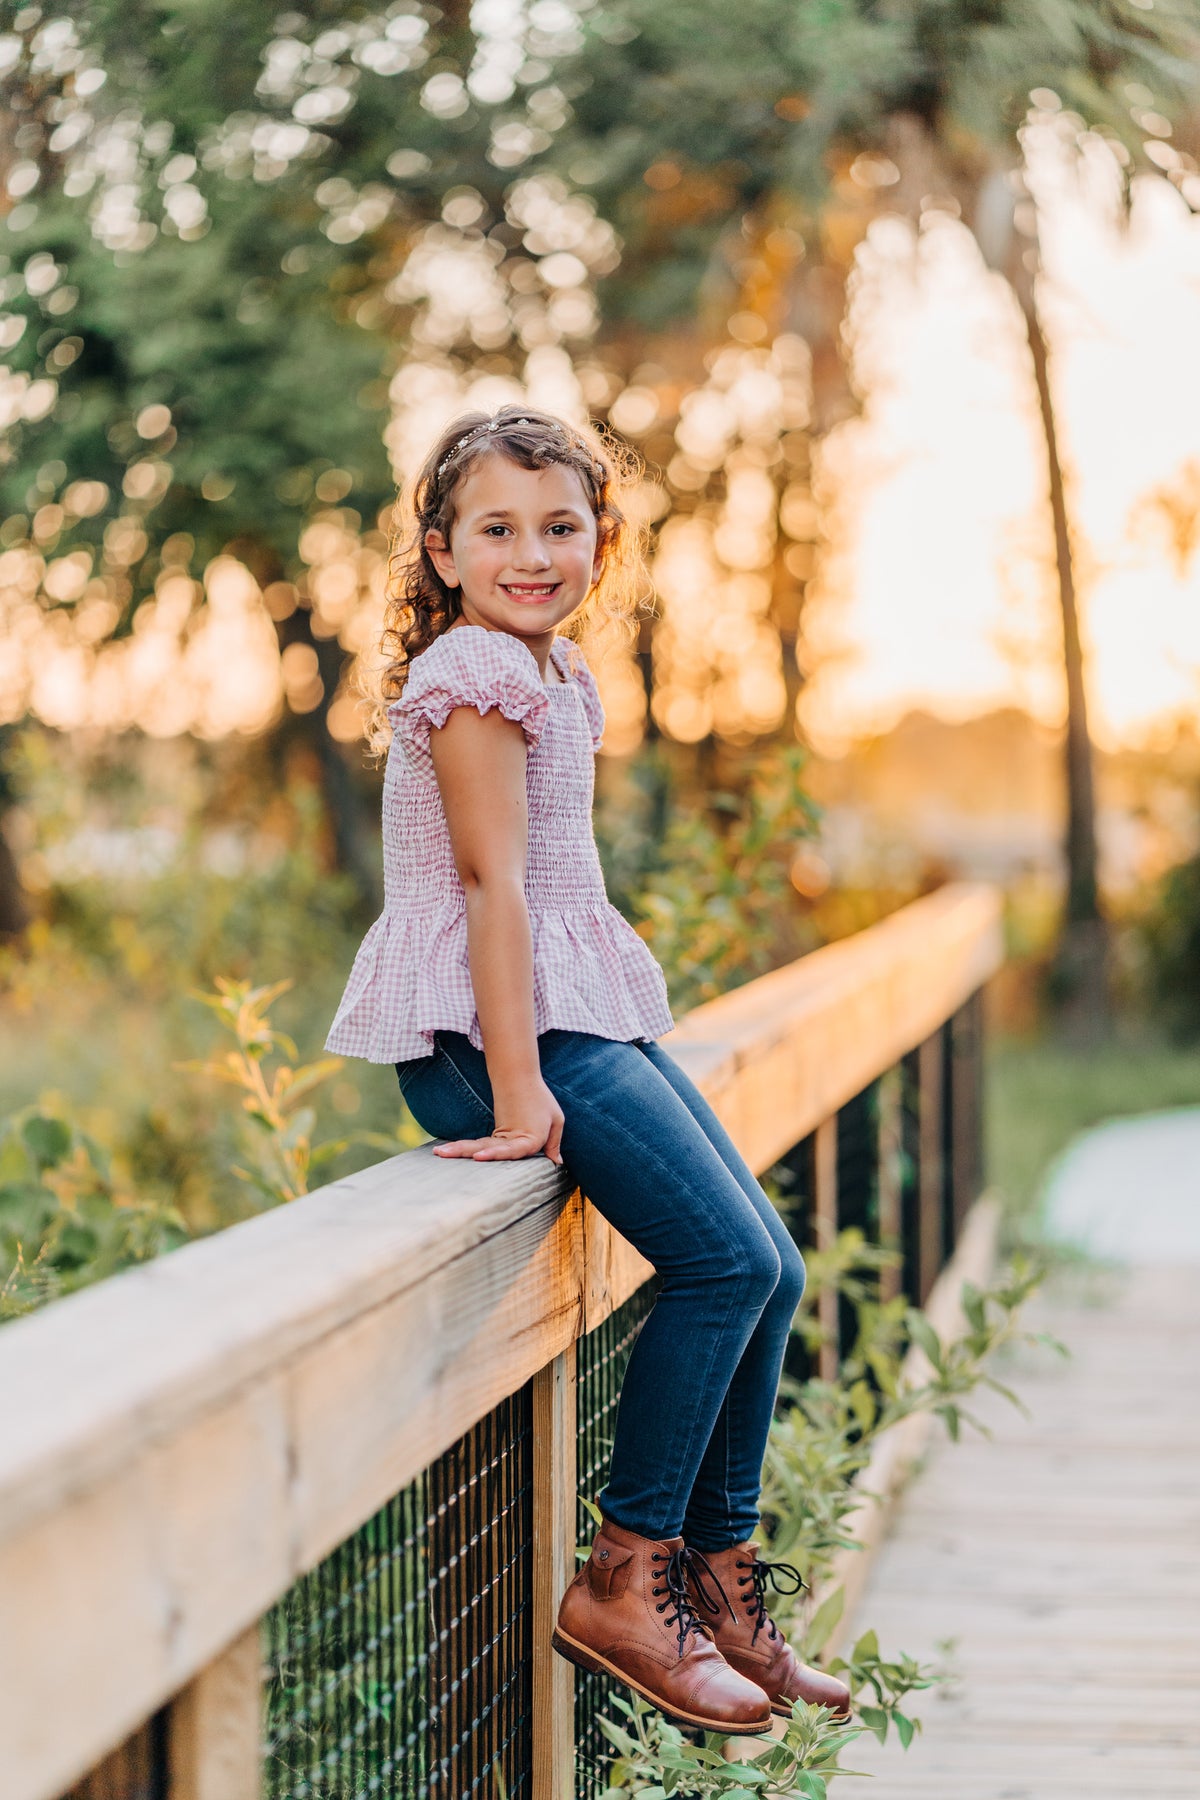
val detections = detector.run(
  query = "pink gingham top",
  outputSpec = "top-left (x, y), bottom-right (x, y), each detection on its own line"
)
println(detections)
top-left (325, 624), bottom-right (674, 1063)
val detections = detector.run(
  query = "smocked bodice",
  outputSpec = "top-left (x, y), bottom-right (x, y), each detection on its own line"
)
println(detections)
top-left (325, 625), bottom-right (674, 1063)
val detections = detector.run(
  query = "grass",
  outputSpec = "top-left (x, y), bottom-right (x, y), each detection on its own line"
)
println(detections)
top-left (986, 1029), bottom-right (1200, 1231)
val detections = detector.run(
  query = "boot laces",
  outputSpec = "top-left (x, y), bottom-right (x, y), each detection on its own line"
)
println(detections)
top-left (738, 1555), bottom-right (806, 1646)
top-left (650, 1547), bottom-right (726, 1658)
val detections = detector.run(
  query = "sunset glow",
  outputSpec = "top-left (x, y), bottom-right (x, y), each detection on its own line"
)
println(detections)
top-left (801, 133), bottom-right (1200, 755)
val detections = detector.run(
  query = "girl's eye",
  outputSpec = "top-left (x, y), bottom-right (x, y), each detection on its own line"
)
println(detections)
top-left (483, 524), bottom-right (510, 537)
top-left (548, 523), bottom-right (575, 536)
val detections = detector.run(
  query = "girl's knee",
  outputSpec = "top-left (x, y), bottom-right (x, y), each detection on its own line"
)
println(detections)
top-left (774, 1238), bottom-right (807, 1315)
top-left (732, 1234), bottom-right (783, 1307)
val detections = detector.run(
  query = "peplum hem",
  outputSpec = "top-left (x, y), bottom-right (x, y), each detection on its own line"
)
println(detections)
top-left (324, 898), bottom-right (674, 1065)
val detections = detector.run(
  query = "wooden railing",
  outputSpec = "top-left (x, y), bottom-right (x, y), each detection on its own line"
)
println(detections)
top-left (0, 882), bottom-right (1003, 1800)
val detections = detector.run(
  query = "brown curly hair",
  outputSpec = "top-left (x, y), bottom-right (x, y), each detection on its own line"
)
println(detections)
top-left (378, 403), bottom-right (648, 712)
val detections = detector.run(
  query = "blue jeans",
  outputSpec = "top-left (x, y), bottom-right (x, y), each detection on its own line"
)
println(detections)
top-left (395, 1029), bottom-right (806, 1549)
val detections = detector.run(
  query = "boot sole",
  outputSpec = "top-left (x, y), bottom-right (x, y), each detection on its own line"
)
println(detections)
top-left (551, 1627), bottom-right (773, 1736)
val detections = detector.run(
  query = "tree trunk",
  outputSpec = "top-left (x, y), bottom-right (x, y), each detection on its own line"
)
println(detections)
top-left (275, 605), bottom-right (382, 911)
top-left (0, 815), bottom-right (29, 940)
top-left (1017, 283), bottom-right (1108, 1033)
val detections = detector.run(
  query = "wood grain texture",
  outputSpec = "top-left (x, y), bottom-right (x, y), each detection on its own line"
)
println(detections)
top-left (168, 1631), bottom-right (261, 1800)
top-left (0, 882), bottom-right (1002, 1800)
top-left (666, 883), bottom-right (1002, 1175)
top-left (845, 1259), bottom-right (1200, 1794)
top-left (819, 1196), bottom-right (1000, 1655)
top-left (876, 1066), bottom-right (903, 1304)
top-left (917, 1030), bottom-right (945, 1305)
top-left (531, 1349), bottom-right (578, 1800)
top-left (812, 1116), bottom-right (839, 1384)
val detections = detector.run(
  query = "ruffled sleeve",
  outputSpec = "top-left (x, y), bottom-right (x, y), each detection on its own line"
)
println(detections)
top-left (568, 646), bottom-right (606, 752)
top-left (389, 627), bottom-right (551, 776)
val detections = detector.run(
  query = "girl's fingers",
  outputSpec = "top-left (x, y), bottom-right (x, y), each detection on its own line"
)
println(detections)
top-left (432, 1134), bottom-right (540, 1161)
top-left (433, 1126), bottom-right (565, 1164)
top-left (472, 1135), bottom-right (539, 1160)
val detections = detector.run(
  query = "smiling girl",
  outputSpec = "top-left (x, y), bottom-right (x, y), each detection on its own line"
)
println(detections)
top-left (326, 405), bottom-right (849, 1735)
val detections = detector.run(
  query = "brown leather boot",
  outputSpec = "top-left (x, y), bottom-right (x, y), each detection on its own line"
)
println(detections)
top-left (686, 1541), bottom-right (852, 1721)
top-left (553, 1518), bottom-right (773, 1735)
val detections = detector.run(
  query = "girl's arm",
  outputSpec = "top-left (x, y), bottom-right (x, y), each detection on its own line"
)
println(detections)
top-left (428, 704), bottom-right (565, 1165)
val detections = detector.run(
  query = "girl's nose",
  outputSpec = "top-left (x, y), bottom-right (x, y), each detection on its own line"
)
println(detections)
top-left (511, 533), bottom-right (553, 570)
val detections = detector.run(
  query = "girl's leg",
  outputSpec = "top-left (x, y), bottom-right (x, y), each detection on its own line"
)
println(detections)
top-left (637, 1040), bottom-right (806, 1551)
top-left (399, 1029), bottom-right (787, 1541)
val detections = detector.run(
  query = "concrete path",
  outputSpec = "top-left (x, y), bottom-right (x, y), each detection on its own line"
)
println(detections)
top-left (843, 1109), bottom-right (1200, 1797)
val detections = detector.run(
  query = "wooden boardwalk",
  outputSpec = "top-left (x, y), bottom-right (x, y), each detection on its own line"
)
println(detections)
top-left (845, 1111), bottom-right (1200, 1797)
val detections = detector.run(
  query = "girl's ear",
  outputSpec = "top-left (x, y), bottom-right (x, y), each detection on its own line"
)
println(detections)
top-left (424, 526), bottom-right (460, 588)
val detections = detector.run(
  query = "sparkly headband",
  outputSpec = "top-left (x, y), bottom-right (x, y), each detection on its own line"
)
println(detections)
top-left (436, 416), bottom-right (539, 478)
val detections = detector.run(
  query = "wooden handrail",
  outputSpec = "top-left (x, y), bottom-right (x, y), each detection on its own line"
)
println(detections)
top-left (0, 881), bottom-right (1002, 1800)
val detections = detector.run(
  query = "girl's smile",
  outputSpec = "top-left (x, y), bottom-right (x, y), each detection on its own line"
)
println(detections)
top-left (424, 455), bottom-right (603, 674)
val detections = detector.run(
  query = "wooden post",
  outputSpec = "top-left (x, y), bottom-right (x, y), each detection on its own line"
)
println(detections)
top-left (949, 989), bottom-right (985, 1237)
top-left (876, 1067), bottom-right (903, 1304)
top-left (811, 1115), bottom-right (839, 1382)
top-left (916, 1031), bottom-right (945, 1305)
top-left (168, 1627), bottom-right (261, 1800)
top-left (531, 1346), bottom-right (577, 1800)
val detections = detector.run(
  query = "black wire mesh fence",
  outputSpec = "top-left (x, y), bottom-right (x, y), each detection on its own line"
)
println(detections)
top-left (573, 1280), bottom-right (658, 1800)
top-left (263, 1384), bottom-right (534, 1800)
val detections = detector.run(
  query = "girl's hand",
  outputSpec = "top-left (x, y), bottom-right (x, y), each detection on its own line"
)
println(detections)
top-left (432, 1079), bottom-right (565, 1165)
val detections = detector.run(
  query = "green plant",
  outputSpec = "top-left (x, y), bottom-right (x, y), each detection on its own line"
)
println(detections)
top-left (1138, 848), bottom-right (1200, 1041)
top-left (0, 1102), bottom-right (187, 1320)
top-left (633, 750), bottom-right (820, 1014)
top-left (180, 977), bottom-right (424, 1208)
top-left (595, 1690), bottom-right (868, 1798)
top-left (599, 1238), bottom-right (1059, 1790)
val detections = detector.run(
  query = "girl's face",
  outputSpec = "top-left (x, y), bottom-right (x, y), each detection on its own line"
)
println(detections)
top-left (425, 454), bottom-right (603, 646)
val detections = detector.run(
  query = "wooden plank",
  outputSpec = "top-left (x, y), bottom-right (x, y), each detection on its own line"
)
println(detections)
top-left (531, 1349), bottom-right (578, 1800)
top-left (168, 1630), bottom-right (261, 1800)
top-left (846, 1251), bottom-right (1200, 1791)
top-left (811, 1116), bottom-right (839, 1383)
top-left (916, 1030), bottom-right (945, 1303)
top-left (817, 1195), bottom-right (1000, 1655)
top-left (876, 1065), bottom-right (903, 1303)
top-left (667, 883), bottom-right (1002, 1175)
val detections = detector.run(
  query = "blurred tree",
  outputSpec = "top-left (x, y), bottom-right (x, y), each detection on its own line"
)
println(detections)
top-left (0, 0), bottom-right (503, 909)
top-left (3, 0), bottom-right (1198, 1020)
top-left (539, 0), bottom-right (1200, 1024)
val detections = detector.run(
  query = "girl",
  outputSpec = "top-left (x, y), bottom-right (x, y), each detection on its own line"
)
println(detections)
top-left (326, 404), bottom-right (850, 1735)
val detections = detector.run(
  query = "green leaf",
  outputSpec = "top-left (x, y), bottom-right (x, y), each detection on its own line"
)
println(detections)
top-left (858, 1704), bottom-right (889, 1744)
top-left (936, 1403), bottom-right (961, 1442)
top-left (850, 1628), bottom-right (879, 1662)
top-left (906, 1310), bottom-right (943, 1369)
top-left (959, 1279), bottom-right (986, 1333)
top-left (803, 1585), bottom-right (844, 1658)
top-left (894, 1710), bottom-right (916, 1750)
top-left (21, 1114), bottom-right (72, 1170)
top-left (596, 1717), bottom-right (635, 1755)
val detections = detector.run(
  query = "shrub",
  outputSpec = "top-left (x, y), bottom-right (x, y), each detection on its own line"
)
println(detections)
top-left (1138, 848), bottom-right (1200, 1039)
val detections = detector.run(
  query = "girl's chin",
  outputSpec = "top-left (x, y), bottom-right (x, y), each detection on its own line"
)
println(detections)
top-left (499, 587), bottom-right (565, 606)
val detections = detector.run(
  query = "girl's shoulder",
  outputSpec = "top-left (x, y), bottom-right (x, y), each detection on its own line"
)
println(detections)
top-left (387, 626), bottom-right (553, 765)
top-left (409, 622), bottom-right (539, 683)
